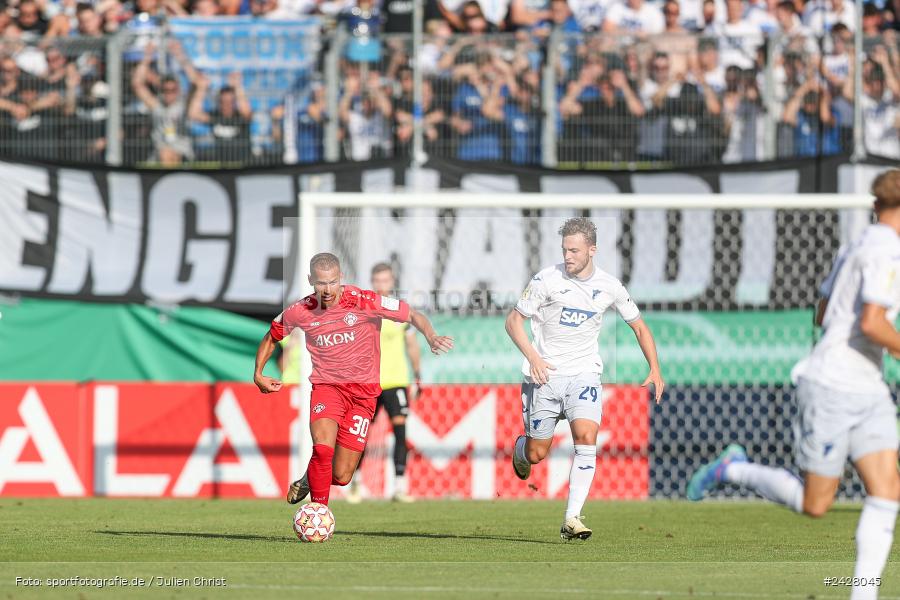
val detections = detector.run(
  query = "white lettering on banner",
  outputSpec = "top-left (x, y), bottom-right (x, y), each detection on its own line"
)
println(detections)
top-left (837, 164), bottom-right (882, 249)
top-left (629, 176), bottom-right (715, 304)
top-left (440, 209), bottom-right (529, 308)
top-left (361, 168), bottom-right (394, 192)
top-left (0, 163), bottom-right (50, 290)
top-left (47, 171), bottom-right (142, 295)
top-left (406, 390), bottom-right (496, 499)
top-left (0, 388), bottom-right (84, 496)
top-left (315, 332), bottom-right (355, 347)
top-left (351, 207), bottom-right (439, 308)
top-left (590, 209), bottom-right (624, 278)
top-left (720, 171), bottom-right (797, 304)
top-left (141, 174), bottom-right (232, 303)
top-left (172, 388), bottom-right (278, 497)
top-left (224, 176), bottom-right (294, 304)
top-left (460, 174), bottom-right (519, 193)
top-left (93, 385), bottom-right (170, 496)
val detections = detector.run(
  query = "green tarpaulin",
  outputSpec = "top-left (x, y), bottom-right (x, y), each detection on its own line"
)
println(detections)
top-left (0, 298), bottom-right (278, 383)
top-left (2, 298), bottom-right (897, 385)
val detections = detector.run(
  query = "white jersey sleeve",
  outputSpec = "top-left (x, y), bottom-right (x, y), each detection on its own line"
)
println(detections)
top-left (615, 281), bottom-right (641, 323)
top-left (515, 274), bottom-right (550, 318)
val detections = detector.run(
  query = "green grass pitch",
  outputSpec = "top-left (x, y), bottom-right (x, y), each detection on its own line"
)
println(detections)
top-left (0, 498), bottom-right (897, 599)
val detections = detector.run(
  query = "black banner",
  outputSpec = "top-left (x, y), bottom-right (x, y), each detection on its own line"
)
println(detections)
top-left (0, 154), bottom-right (895, 313)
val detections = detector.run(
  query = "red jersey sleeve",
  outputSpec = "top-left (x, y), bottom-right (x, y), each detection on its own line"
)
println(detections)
top-left (269, 311), bottom-right (289, 341)
top-left (358, 289), bottom-right (410, 323)
top-left (269, 296), bottom-right (316, 341)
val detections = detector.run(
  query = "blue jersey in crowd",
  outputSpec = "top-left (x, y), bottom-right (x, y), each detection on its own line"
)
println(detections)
top-left (452, 81), bottom-right (503, 161)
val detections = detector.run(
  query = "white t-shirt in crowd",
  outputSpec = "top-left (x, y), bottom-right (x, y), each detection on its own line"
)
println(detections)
top-left (862, 92), bottom-right (900, 159)
top-left (604, 1), bottom-right (665, 33)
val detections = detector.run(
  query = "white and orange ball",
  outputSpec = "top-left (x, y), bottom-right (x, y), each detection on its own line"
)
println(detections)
top-left (293, 502), bottom-right (335, 543)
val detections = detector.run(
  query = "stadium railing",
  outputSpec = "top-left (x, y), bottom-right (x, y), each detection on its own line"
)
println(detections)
top-left (0, 36), bottom-right (108, 163)
top-left (1, 27), bottom-right (897, 168)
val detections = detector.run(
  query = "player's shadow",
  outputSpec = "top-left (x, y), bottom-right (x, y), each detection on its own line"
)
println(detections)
top-left (96, 529), bottom-right (558, 545)
top-left (343, 530), bottom-right (558, 545)
top-left (95, 530), bottom-right (295, 544)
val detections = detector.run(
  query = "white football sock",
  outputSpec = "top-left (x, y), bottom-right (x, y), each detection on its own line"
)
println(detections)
top-left (724, 462), bottom-right (804, 513)
top-left (851, 496), bottom-right (899, 600)
top-left (565, 445), bottom-right (597, 520)
top-left (394, 474), bottom-right (408, 496)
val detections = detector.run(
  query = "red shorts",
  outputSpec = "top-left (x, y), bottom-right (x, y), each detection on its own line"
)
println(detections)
top-left (310, 383), bottom-right (378, 453)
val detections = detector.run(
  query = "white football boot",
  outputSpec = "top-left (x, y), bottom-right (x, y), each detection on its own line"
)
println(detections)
top-left (286, 474), bottom-right (310, 505)
top-left (560, 515), bottom-right (592, 541)
top-left (345, 476), bottom-right (363, 504)
top-left (391, 475), bottom-right (414, 503)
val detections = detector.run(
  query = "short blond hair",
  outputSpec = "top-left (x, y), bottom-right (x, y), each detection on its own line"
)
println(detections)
top-left (558, 217), bottom-right (597, 246)
top-left (310, 252), bottom-right (340, 273)
top-left (873, 169), bottom-right (900, 212)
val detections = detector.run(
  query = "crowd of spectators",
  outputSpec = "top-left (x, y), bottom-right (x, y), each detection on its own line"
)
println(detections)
top-left (0, 0), bottom-right (899, 165)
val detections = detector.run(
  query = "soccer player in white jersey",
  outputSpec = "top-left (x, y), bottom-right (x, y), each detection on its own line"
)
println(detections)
top-left (506, 217), bottom-right (665, 540)
top-left (688, 170), bottom-right (900, 600)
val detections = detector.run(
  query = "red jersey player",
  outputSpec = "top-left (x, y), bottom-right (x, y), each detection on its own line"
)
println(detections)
top-left (253, 252), bottom-right (453, 506)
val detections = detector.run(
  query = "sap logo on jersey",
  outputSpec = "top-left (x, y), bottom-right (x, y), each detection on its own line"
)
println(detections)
top-left (314, 332), bottom-right (356, 347)
top-left (559, 307), bottom-right (597, 327)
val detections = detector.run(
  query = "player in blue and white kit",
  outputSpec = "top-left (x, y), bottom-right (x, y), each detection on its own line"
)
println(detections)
top-left (506, 217), bottom-right (665, 540)
top-left (688, 170), bottom-right (900, 600)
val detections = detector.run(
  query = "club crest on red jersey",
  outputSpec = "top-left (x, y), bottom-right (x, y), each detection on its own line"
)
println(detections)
top-left (343, 313), bottom-right (359, 326)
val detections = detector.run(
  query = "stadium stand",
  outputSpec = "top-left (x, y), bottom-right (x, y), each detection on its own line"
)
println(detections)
top-left (0, 0), bottom-right (897, 167)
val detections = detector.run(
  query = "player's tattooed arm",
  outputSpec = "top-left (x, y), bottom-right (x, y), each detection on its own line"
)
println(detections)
top-left (253, 332), bottom-right (284, 394)
top-left (408, 308), bottom-right (454, 355)
top-left (627, 317), bottom-right (665, 404)
top-left (505, 308), bottom-right (555, 385)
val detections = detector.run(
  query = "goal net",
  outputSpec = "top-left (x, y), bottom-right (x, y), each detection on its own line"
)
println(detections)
top-left (288, 192), bottom-right (884, 501)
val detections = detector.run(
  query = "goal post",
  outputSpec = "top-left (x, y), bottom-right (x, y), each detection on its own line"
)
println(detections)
top-left (290, 191), bottom-right (877, 500)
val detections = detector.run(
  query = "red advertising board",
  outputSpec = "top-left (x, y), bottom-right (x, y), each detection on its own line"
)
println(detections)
top-left (0, 384), bottom-right (90, 497)
top-left (0, 383), bottom-right (648, 499)
top-left (352, 384), bottom-right (648, 500)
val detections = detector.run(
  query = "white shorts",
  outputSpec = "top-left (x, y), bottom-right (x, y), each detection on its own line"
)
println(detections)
top-left (794, 377), bottom-right (899, 478)
top-left (521, 372), bottom-right (603, 440)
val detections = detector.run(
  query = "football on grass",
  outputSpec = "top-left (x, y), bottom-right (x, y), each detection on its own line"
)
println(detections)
top-left (293, 502), bottom-right (335, 543)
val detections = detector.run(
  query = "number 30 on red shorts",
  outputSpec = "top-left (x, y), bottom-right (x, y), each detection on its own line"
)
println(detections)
top-left (309, 384), bottom-right (377, 452)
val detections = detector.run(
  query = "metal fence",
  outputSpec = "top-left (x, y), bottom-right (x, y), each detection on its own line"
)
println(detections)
top-left (0, 37), bottom-right (108, 163)
top-left (1, 26), bottom-right (898, 168)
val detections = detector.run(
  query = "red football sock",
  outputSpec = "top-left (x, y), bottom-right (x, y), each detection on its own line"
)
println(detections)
top-left (332, 474), bottom-right (350, 486)
top-left (307, 444), bottom-right (335, 505)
